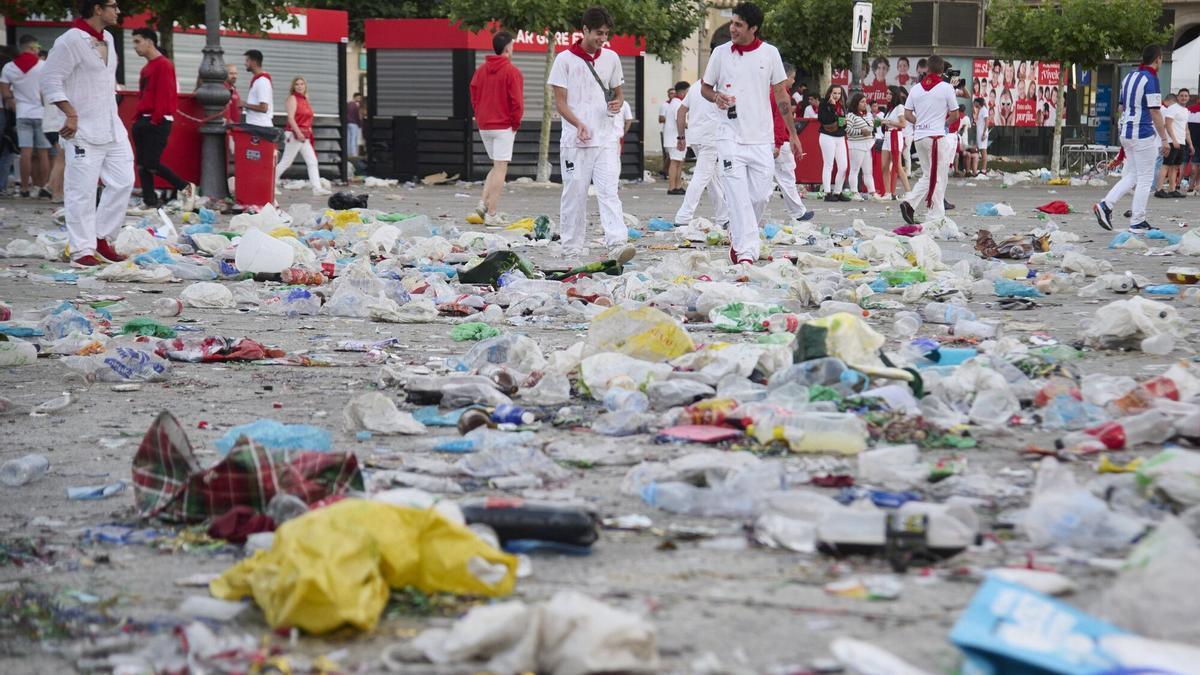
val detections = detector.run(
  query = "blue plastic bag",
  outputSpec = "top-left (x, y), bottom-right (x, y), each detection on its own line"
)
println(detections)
top-left (214, 419), bottom-right (333, 454)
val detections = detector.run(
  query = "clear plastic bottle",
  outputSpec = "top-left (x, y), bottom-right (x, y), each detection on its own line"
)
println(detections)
top-left (603, 388), bottom-right (649, 413)
top-left (818, 300), bottom-right (867, 318)
top-left (1, 454), bottom-right (49, 486)
top-left (1058, 409), bottom-right (1173, 451)
top-left (950, 319), bottom-right (1001, 339)
top-left (762, 313), bottom-right (804, 333)
top-left (922, 301), bottom-right (975, 325)
top-left (893, 311), bottom-right (922, 337)
top-left (152, 297), bottom-right (183, 318)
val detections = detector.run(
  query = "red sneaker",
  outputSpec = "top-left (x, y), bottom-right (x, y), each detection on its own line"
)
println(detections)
top-left (71, 255), bottom-right (104, 267)
top-left (95, 239), bottom-right (126, 262)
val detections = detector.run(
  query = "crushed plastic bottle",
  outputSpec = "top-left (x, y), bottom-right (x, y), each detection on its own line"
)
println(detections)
top-left (0, 454), bottom-right (49, 486)
top-left (922, 302), bottom-right (975, 325)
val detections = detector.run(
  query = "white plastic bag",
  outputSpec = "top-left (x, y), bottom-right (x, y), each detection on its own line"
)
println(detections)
top-left (342, 392), bottom-right (426, 435)
top-left (180, 282), bottom-right (236, 309)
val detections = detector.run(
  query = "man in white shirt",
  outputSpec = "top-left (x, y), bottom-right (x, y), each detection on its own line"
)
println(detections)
top-left (665, 81), bottom-right (687, 194)
top-left (40, 0), bottom-right (134, 267)
top-left (1, 35), bottom-right (52, 198)
top-left (657, 87), bottom-right (674, 177)
top-left (242, 49), bottom-right (279, 140)
top-left (1156, 92), bottom-right (1191, 197)
top-left (547, 6), bottom-right (633, 262)
top-left (973, 97), bottom-right (989, 174)
top-left (701, 2), bottom-right (800, 265)
top-left (899, 55), bottom-right (958, 225)
top-left (674, 78), bottom-right (728, 227)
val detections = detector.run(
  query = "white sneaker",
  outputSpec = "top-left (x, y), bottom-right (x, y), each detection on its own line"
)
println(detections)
top-left (484, 212), bottom-right (510, 226)
top-left (127, 202), bottom-right (157, 216)
top-left (850, 192), bottom-right (866, 201)
top-left (607, 244), bottom-right (636, 265)
top-left (474, 201), bottom-right (486, 218)
top-left (312, 187), bottom-right (332, 196)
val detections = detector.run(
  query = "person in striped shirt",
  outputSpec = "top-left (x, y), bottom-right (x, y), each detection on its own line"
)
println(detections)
top-left (1093, 45), bottom-right (1169, 232)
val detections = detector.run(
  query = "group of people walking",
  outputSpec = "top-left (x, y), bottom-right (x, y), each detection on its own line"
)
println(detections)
top-left (21, 0), bottom-right (342, 266)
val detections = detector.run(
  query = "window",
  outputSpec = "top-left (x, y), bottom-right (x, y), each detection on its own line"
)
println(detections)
top-left (893, 2), bottom-right (934, 47)
top-left (938, 3), bottom-right (980, 48)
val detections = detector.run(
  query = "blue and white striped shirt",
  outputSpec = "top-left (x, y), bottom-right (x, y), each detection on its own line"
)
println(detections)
top-left (1118, 68), bottom-right (1161, 140)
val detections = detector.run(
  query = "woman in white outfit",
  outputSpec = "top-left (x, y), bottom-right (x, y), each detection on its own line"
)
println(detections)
top-left (817, 84), bottom-right (849, 201)
top-left (844, 93), bottom-right (877, 200)
top-left (275, 77), bottom-right (328, 195)
top-left (879, 86), bottom-right (910, 199)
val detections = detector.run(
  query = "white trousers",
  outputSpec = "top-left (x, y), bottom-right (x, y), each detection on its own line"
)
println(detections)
top-left (276, 134), bottom-right (321, 190)
top-left (903, 136), bottom-right (953, 222)
top-left (63, 136), bottom-right (134, 258)
top-left (1104, 136), bottom-right (1159, 226)
top-left (819, 133), bottom-right (849, 194)
top-left (674, 143), bottom-right (728, 225)
top-left (772, 143), bottom-right (807, 220)
top-left (847, 144), bottom-right (876, 195)
top-left (559, 144), bottom-right (626, 250)
top-left (717, 140), bottom-right (773, 262)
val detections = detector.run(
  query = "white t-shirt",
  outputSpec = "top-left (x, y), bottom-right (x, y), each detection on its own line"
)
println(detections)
top-left (1163, 103), bottom-right (1189, 144)
top-left (802, 105), bottom-right (819, 119)
top-left (904, 80), bottom-right (956, 140)
top-left (702, 41), bottom-right (787, 146)
top-left (1, 60), bottom-right (45, 119)
top-left (682, 80), bottom-right (720, 146)
top-left (548, 48), bottom-right (623, 149)
top-left (873, 111), bottom-right (886, 140)
top-left (658, 100), bottom-right (669, 122)
top-left (1189, 104), bottom-right (1200, 125)
top-left (663, 97), bottom-right (684, 145)
top-left (245, 73), bottom-right (274, 127)
top-left (975, 105), bottom-right (988, 133)
top-left (613, 100), bottom-right (632, 137)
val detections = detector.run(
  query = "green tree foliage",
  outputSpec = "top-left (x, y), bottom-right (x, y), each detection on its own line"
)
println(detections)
top-left (5, 0), bottom-right (295, 60)
top-left (986, 0), bottom-right (1172, 175)
top-left (766, 0), bottom-right (910, 75)
top-left (447, 0), bottom-right (705, 181)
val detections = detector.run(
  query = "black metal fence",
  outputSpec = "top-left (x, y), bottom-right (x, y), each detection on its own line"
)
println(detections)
top-left (365, 116), bottom-right (645, 183)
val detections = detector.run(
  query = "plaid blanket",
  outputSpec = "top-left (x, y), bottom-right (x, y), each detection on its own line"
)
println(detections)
top-left (132, 411), bottom-right (363, 523)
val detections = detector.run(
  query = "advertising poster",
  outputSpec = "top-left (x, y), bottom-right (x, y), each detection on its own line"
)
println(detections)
top-left (972, 59), bottom-right (1060, 127)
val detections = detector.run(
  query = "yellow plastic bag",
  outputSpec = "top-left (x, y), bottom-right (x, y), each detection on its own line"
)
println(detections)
top-left (505, 217), bottom-right (535, 233)
top-left (326, 209), bottom-right (363, 229)
top-left (268, 226), bottom-right (299, 239)
top-left (210, 500), bottom-right (517, 634)
top-left (585, 306), bottom-right (695, 362)
top-left (465, 213), bottom-right (485, 225)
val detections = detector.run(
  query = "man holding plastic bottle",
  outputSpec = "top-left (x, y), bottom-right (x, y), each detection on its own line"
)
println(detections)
top-left (701, 1), bottom-right (800, 265)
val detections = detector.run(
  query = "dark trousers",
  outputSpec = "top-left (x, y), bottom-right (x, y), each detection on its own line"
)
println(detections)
top-left (132, 117), bottom-right (187, 205)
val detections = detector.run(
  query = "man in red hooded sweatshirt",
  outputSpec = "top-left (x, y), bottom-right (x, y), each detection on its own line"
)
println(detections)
top-left (469, 31), bottom-right (524, 225)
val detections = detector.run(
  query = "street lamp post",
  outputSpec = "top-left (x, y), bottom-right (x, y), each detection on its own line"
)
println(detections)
top-left (195, 0), bottom-right (230, 202)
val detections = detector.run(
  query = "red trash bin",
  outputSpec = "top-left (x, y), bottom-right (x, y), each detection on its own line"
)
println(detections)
top-left (229, 127), bottom-right (277, 207)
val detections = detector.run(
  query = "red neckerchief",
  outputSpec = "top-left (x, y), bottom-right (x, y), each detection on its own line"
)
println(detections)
top-left (831, 101), bottom-right (843, 116)
top-left (12, 52), bottom-right (38, 73)
top-left (569, 40), bottom-right (599, 64)
top-left (72, 17), bottom-right (106, 42)
top-left (731, 38), bottom-right (762, 55)
top-left (251, 72), bottom-right (272, 87)
top-left (1138, 65), bottom-right (1157, 77)
top-left (920, 74), bottom-right (942, 91)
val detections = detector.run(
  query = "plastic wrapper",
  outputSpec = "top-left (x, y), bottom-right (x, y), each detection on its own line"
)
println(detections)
top-left (585, 305), bottom-right (694, 361)
top-left (411, 590), bottom-right (657, 675)
top-left (64, 346), bottom-right (171, 382)
top-left (180, 282), bottom-right (236, 309)
top-left (343, 392), bottom-right (427, 435)
top-left (210, 499), bottom-right (517, 633)
top-left (95, 262), bottom-right (174, 283)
